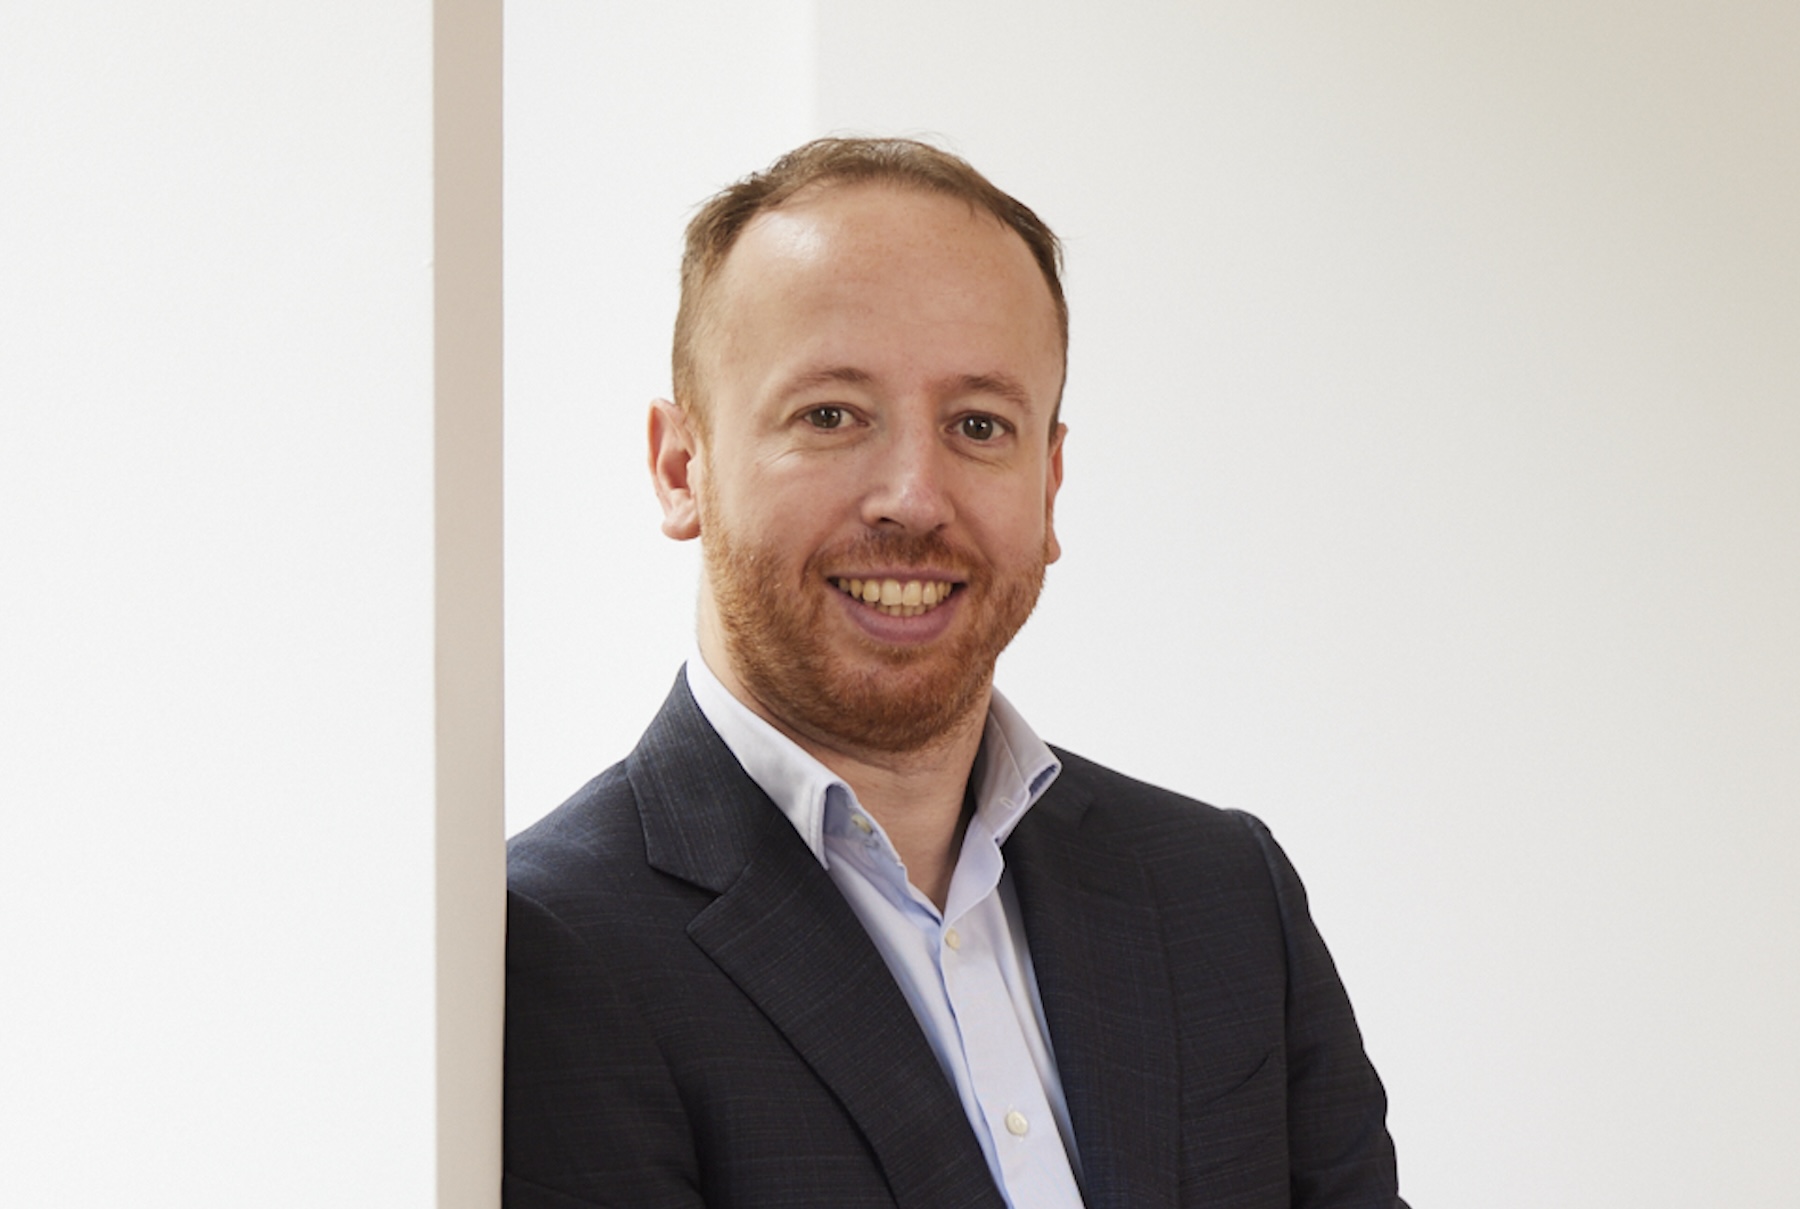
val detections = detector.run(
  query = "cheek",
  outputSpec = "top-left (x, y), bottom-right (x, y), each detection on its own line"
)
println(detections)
top-left (967, 494), bottom-right (1052, 564)
top-left (760, 461), bottom-right (867, 523)
top-left (713, 471), bottom-right (846, 554)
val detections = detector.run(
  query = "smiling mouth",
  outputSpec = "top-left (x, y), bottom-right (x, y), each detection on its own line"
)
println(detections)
top-left (833, 577), bottom-right (959, 618)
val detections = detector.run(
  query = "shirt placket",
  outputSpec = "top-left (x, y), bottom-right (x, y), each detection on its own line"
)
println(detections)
top-left (937, 907), bottom-right (1084, 1206)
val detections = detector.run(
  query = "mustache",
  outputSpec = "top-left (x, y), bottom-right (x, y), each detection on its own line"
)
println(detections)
top-left (810, 530), bottom-right (981, 579)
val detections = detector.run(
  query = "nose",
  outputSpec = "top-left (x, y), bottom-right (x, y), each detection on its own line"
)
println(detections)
top-left (861, 419), bottom-right (955, 533)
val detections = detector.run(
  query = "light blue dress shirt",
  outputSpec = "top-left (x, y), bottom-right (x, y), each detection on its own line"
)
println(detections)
top-left (686, 652), bottom-right (1087, 1209)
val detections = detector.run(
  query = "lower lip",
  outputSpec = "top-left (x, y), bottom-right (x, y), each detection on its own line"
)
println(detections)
top-left (830, 584), bottom-right (962, 645)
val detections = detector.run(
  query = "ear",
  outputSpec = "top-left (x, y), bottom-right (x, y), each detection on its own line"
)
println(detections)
top-left (648, 398), bottom-right (703, 541)
top-left (1043, 421), bottom-right (1067, 565)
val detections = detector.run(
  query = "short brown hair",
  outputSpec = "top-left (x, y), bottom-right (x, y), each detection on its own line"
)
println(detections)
top-left (671, 137), bottom-right (1068, 429)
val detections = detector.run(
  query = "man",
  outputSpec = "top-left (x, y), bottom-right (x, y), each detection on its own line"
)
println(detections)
top-left (505, 137), bottom-right (1406, 1208)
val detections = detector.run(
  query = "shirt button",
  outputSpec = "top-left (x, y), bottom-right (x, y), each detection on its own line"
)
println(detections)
top-left (1005, 1110), bottom-right (1030, 1137)
top-left (944, 927), bottom-right (961, 951)
top-left (850, 815), bottom-right (872, 835)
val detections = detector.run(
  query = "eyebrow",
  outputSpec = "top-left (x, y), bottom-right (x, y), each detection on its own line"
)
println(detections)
top-left (783, 366), bottom-right (1037, 413)
top-left (951, 372), bottom-right (1035, 414)
top-left (785, 366), bottom-right (875, 394)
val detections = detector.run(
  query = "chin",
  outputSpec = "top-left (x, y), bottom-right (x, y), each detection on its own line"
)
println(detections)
top-left (702, 516), bottom-right (1046, 755)
top-left (794, 648), bottom-right (993, 753)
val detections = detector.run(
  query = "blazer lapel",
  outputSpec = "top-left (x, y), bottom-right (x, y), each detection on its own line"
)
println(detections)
top-left (1007, 771), bottom-right (1181, 1209)
top-left (628, 676), bottom-right (1007, 1209)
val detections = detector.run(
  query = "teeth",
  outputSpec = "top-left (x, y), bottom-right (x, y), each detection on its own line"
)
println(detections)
top-left (833, 577), bottom-right (956, 616)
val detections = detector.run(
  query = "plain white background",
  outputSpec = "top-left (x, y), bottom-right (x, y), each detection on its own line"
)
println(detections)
top-left (505, 3), bottom-right (1799, 1205)
top-left (1, 3), bottom-right (453, 1204)
top-left (4, 3), bottom-right (504, 1204)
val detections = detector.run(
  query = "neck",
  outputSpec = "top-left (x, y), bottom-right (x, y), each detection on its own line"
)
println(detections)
top-left (787, 700), bottom-right (988, 912)
top-left (700, 627), bottom-right (987, 911)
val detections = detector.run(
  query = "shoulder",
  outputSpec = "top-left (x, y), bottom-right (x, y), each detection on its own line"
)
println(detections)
top-left (506, 759), bottom-right (646, 904)
top-left (504, 749), bottom-right (725, 953)
top-left (1046, 745), bottom-right (1271, 861)
top-left (1033, 746), bottom-right (1305, 942)
top-left (502, 744), bottom-right (735, 1019)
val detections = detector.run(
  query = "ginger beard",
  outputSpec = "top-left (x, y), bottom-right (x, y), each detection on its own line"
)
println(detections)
top-left (699, 491), bottom-right (1049, 755)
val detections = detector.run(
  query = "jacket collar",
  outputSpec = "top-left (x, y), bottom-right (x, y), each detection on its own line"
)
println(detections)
top-left (628, 672), bottom-right (1180, 1209)
top-left (681, 649), bottom-right (1063, 869)
top-left (626, 673), bottom-right (1009, 1209)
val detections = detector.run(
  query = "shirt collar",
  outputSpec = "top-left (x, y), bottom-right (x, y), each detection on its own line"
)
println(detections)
top-left (684, 645), bottom-right (1061, 868)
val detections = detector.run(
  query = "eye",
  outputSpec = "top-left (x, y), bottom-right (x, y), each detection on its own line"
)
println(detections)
top-left (804, 406), bottom-right (846, 430)
top-left (958, 414), bottom-right (999, 442)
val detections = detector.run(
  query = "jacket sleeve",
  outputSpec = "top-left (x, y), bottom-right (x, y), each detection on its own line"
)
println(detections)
top-left (504, 886), bottom-right (708, 1209)
top-left (1234, 812), bottom-right (1409, 1209)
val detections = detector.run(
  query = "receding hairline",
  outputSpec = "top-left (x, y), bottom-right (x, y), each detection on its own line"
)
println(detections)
top-left (672, 138), bottom-right (1069, 431)
top-left (683, 182), bottom-right (1067, 433)
top-left (691, 176), bottom-right (1046, 289)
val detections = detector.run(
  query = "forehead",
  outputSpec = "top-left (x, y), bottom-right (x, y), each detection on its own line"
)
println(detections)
top-left (701, 183), bottom-right (1063, 391)
top-left (726, 183), bottom-right (1034, 286)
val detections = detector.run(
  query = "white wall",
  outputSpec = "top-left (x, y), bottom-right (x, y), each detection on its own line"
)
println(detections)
top-left (505, 2), bottom-right (1798, 1205)
top-left (1, 3), bottom-right (501, 1205)
top-left (502, 0), bottom-right (815, 828)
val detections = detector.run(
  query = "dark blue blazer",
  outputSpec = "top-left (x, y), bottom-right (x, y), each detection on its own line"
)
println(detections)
top-left (504, 674), bottom-right (1405, 1208)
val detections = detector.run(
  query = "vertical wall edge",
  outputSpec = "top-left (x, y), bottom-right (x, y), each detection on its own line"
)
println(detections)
top-left (434, 1), bottom-right (505, 1206)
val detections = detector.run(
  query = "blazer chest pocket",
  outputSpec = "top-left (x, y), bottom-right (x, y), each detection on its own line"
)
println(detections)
top-left (1181, 1045), bottom-right (1286, 1178)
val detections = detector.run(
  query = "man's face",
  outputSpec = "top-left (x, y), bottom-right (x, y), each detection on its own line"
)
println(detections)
top-left (659, 183), bottom-right (1066, 756)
